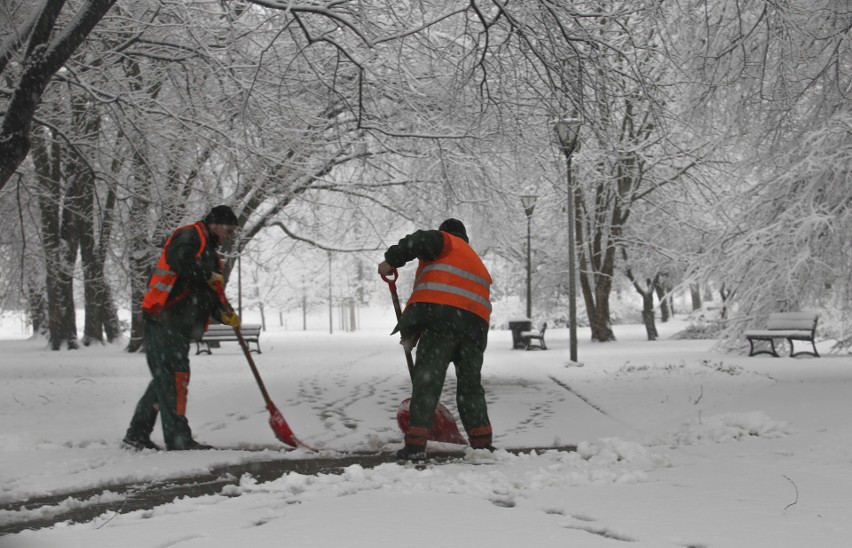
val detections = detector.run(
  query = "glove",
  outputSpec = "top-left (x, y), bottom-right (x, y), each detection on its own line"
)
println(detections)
top-left (207, 272), bottom-right (225, 293)
top-left (221, 311), bottom-right (241, 329)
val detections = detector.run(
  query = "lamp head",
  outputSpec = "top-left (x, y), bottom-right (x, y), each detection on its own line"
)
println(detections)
top-left (554, 119), bottom-right (581, 156)
top-left (520, 194), bottom-right (538, 217)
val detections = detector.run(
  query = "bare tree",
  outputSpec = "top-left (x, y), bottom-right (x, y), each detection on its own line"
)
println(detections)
top-left (621, 247), bottom-right (660, 340)
top-left (674, 0), bottom-right (852, 347)
top-left (0, 0), bottom-right (118, 189)
top-left (463, 2), bottom-right (712, 340)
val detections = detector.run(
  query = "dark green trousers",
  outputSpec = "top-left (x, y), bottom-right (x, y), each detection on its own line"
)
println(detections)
top-left (409, 326), bottom-right (491, 444)
top-left (127, 318), bottom-right (195, 450)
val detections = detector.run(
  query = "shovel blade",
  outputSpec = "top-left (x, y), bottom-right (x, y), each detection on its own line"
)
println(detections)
top-left (396, 398), bottom-right (468, 446)
top-left (267, 402), bottom-right (310, 449)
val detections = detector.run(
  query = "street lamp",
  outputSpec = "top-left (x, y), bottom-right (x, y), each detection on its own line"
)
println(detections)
top-left (554, 119), bottom-right (581, 362)
top-left (520, 193), bottom-right (538, 321)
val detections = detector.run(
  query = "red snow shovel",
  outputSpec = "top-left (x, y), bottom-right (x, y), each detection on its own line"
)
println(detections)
top-left (381, 270), bottom-right (467, 445)
top-left (233, 327), bottom-right (312, 450)
top-left (213, 283), bottom-right (311, 449)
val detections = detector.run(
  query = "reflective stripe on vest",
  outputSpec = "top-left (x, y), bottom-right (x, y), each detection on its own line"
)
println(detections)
top-left (406, 233), bottom-right (492, 323)
top-left (141, 222), bottom-right (207, 315)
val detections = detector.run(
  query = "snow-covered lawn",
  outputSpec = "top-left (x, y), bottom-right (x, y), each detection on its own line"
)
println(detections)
top-left (1, 313), bottom-right (850, 547)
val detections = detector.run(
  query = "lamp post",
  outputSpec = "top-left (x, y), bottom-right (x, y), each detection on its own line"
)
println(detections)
top-left (237, 238), bottom-right (242, 317)
top-left (328, 250), bottom-right (333, 334)
top-left (554, 119), bottom-right (581, 362)
top-left (520, 193), bottom-right (538, 321)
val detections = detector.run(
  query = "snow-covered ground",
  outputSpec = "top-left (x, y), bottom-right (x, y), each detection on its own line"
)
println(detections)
top-left (1, 309), bottom-right (850, 547)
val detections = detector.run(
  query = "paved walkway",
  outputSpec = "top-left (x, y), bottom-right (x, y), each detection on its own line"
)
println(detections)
top-left (1, 446), bottom-right (575, 535)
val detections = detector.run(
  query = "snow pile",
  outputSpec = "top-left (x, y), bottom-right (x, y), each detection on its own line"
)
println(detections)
top-left (0, 491), bottom-right (125, 527)
top-left (222, 439), bottom-right (669, 510)
top-left (663, 411), bottom-right (793, 446)
top-left (577, 437), bottom-right (669, 466)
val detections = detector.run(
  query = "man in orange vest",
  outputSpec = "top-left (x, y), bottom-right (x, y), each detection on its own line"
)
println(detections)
top-left (123, 205), bottom-right (241, 451)
top-left (378, 219), bottom-right (494, 460)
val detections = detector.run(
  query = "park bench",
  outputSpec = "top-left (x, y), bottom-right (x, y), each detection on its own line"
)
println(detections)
top-left (196, 323), bottom-right (262, 355)
top-left (744, 312), bottom-right (819, 357)
top-left (520, 322), bottom-right (548, 351)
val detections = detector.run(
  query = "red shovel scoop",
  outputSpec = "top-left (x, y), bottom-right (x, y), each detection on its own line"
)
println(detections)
top-left (214, 280), bottom-right (311, 450)
top-left (234, 327), bottom-right (312, 450)
top-left (381, 269), bottom-right (467, 446)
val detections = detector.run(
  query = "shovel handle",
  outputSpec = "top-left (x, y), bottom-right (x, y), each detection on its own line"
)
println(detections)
top-left (233, 326), bottom-right (273, 406)
top-left (212, 284), bottom-right (268, 400)
top-left (380, 270), bottom-right (402, 318)
top-left (380, 269), bottom-right (398, 287)
top-left (381, 269), bottom-right (415, 376)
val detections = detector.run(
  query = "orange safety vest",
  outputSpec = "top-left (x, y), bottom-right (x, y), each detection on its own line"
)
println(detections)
top-left (141, 222), bottom-right (209, 315)
top-left (406, 232), bottom-right (492, 323)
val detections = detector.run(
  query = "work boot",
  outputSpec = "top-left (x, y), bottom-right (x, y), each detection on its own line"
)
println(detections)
top-left (171, 439), bottom-right (214, 451)
top-left (396, 444), bottom-right (427, 461)
top-left (122, 433), bottom-right (162, 451)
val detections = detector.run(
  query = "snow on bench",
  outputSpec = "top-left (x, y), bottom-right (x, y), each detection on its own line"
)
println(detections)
top-left (520, 322), bottom-right (548, 351)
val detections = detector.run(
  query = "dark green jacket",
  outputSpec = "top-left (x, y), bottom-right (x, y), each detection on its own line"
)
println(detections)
top-left (143, 221), bottom-right (228, 341)
top-left (384, 229), bottom-right (489, 350)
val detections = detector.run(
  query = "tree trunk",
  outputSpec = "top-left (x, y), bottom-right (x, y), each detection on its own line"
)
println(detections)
top-left (633, 280), bottom-right (659, 341)
top-left (26, 284), bottom-right (48, 337)
top-left (57, 149), bottom-right (84, 350)
top-left (100, 162), bottom-right (124, 342)
top-left (123, 56), bottom-right (169, 353)
top-left (591, 276), bottom-right (616, 341)
top-left (640, 287), bottom-right (658, 341)
top-left (82, 274), bottom-right (122, 344)
top-left (622, 250), bottom-right (658, 341)
top-left (690, 283), bottom-right (702, 311)
top-left (655, 280), bottom-right (671, 323)
top-left (65, 93), bottom-right (122, 345)
top-left (31, 128), bottom-right (78, 350)
top-left (126, 159), bottom-right (153, 353)
top-left (80, 165), bottom-right (121, 338)
top-left (88, 183), bottom-right (123, 342)
top-left (720, 284), bottom-right (732, 320)
top-left (52, 262), bottom-right (79, 350)
top-left (575, 183), bottom-right (616, 342)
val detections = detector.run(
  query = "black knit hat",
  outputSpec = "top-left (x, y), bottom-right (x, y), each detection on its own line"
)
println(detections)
top-left (204, 205), bottom-right (239, 226)
top-left (438, 218), bottom-right (468, 243)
